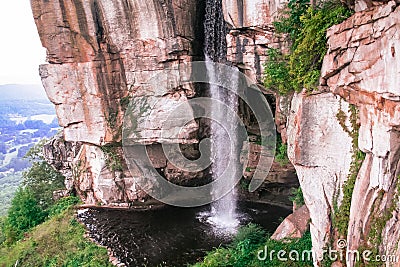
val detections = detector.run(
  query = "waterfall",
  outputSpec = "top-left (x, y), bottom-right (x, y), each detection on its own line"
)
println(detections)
top-left (203, 0), bottom-right (240, 232)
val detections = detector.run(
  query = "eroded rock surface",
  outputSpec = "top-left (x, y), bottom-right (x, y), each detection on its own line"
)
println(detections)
top-left (287, 2), bottom-right (400, 266)
top-left (271, 205), bottom-right (310, 240)
top-left (32, 0), bottom-right (205, 205)
top-left (34, 0), bottom-right (299, 207)
top-left (287, 92), bottom-right (354, 261)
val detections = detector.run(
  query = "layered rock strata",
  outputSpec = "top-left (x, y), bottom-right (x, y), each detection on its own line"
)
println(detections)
top-left (33, 0), bottom-right (298, 206)
top-left (287, 2), bottom-right (400, 265)
top-left (32, 0), bottom-right (205, 205)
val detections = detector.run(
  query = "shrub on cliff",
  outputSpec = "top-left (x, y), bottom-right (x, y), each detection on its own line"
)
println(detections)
top-left (264, 0), bottom-right (352, 94)
top-left (22, 139), bottom-right (65, 211)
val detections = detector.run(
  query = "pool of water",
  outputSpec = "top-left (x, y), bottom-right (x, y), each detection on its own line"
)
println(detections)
top-left (77, 201), bottom-right (291, 267)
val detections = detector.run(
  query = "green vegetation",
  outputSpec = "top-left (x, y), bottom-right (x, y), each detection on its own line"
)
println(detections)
top-left (333, 104), bottom-right (366, 237)
top-left (101, 143), bottom-right (123, 172)
top-left (2, 188), bottom-right (47, 245)
top-left (48, 196), bottom-right (81, 217)
top-left (106, 108), bottom-right (119, 129)
top-left (357, 177), bottom-right (400, 266)
top-left (366, 190), bottom-right (394, 262)
top-left (0, 141), bottom-right (67, 245)
top-left (0, 95), bottom-right (59, 216)
top-left (120, 96), bottom-right (132, 111)
top-left (275, 136), bottom-right (289, 166)
top-left (22, 140), bottom-right (65, 211)
top-left (264, 0), bottom-right (352, 94)
top-left (193, 224), bottom-right (313, 267)
top-left (0, 207), bottom-right (112, 267)
top-left (0, 86), bottom-right (111, 266)
top-left (0, 148), bottom-right (111, 266)
top-left (319, 104), bottom-right (365, 267)
top-left (264, 49), bottom-right (291, 95)
top-left (290, 187), bottom-right (305, 206)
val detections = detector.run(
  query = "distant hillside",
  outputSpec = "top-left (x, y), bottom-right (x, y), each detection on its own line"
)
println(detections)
top-left (0, 84), bottom-right (58, 216)
top-left (0, 84), bottom-right (48, 100)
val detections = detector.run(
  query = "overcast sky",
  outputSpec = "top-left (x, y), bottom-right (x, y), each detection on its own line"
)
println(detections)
top-left (0, 1), bottom-right (46, 85)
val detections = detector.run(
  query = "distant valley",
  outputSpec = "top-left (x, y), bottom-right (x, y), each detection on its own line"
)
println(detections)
top-left (0, 84), bottom-right (59, 215)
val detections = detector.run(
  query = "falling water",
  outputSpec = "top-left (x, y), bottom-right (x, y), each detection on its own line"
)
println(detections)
top-left (203, 0), bottom-right (240, 232)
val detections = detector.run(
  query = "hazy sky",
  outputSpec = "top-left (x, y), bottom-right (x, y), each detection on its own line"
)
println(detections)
top-left (0, 1), bottom-right (46, 85)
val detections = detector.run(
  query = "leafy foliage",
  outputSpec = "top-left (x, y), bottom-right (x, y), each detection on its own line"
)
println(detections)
top-left (0, 208), bottom-right (113, 267)
top-left (274, 0), bottom-right (309, 41)
top-left (264, 0), bottom-right (352, 94)
top-left (2, 188), bottom-right (46, 244)
top-left (193, 224), bottom-right (313, 267)
top-left (231, 223), bottom-right (266, 248)
top-left (101, 143), bottom-right (124, 172)
top-left (333, 104), bottom-right (365, 236)
top-left (48, 196), bottom-right (81, 217)
top-left (22, 161), bottom-right (65, 211)
top-left (1, 140), bottom-right (67, 246)
top-left (263, 49), bottom-right (291, 95)
top-left (290, 187), bottom-right (305, 206)
top-left (22, 140), bottom-right (65, 211)
top-left (289, 1), bottom-right (352, 91)
top-left (0, 191), bottom-right (109, 266)
top-left (275, 136), bottom-right (289, 166)
top-left (0, 173), bottom-right (22, 216)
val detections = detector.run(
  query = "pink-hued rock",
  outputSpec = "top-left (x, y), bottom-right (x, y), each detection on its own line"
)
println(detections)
top-left (222, 0), bottom-right (286, 28)
top-left (271, 205), bottom-right (310, 240)
top-left (287, 91), bottom-right (354, 262)
top-left (32, 0), bottom-right (203, 205)
top-left (287, 2), bottom-right (400, 266)
top-left (322, 1), bottom-right (400, 98)
top-left (226, 29), bottom-right (284, 83)
top-left (223, 0), bottom-right (289, 84)
top-left (323, 8), bottom-right (400, 266)
top-left (34, 2), bottom-right (400, 265)
top-left (32, 0), bottom-right (199, 146)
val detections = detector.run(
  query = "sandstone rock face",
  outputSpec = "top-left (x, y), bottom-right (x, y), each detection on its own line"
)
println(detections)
top-left (222, 0), bottom-right (299, 207)
top-left (34, 0), bottom-right (298, 207)
top-left (226, 28), bottom-right (281, 83)
top-left (323, 2), bottom-right (400, 266)
top-left (43, 134), bottom-right (82, 192)
top-left (287, 2), bottom-right (400, 266)
top-left (223, 0), bottom-right (292, 169)
top-left (271, 205), bottom-right (310, 240)
top-left (222, 0), bottom-right (286, 28)
top-left (223, 0), bottom-right (287, 83)
top-left (287, 92), bottom-right (354, 261)
top-left (32, 0), bottom-right (205, 205)
top-left (240, 141), bottom-right (298, 207)
top-left (32, 0), bottom-right (201, 145)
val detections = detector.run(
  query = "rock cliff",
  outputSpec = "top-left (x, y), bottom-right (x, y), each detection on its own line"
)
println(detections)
top-left (223, 0), bottom-right (400, 265)
top-left (32, 0), bottom-right (206, 205)
top-left (32, 0), bottom-right (297, 207)
top-left (287, 1), bottom-right (400, 266)
top-left (32, 0), bottom-right (400, 265)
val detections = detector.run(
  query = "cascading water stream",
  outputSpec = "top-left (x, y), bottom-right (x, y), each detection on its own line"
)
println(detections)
top-left (203, 0), bottom-right (240, 233)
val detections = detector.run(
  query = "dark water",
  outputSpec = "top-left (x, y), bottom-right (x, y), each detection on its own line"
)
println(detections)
top-left (78, 202), bottom-right (291, 267)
